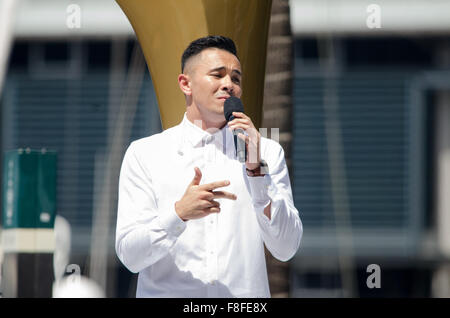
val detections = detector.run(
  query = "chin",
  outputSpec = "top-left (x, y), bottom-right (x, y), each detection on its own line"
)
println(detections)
top-left (217, 107), bottom-right (225, 116)
top-left (212, 103), bottom-right (224, 112)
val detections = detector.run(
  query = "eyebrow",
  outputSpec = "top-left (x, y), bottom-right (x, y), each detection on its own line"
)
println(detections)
top-left (210, 66), bottom-right (241, 76)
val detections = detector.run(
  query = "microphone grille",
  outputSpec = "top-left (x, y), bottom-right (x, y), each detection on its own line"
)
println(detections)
top-left (224, 97), bottom-right (244, 121)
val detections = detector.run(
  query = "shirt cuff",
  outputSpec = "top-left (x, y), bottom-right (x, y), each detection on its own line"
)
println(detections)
top-left (157, 204), bottom-right (187, 237)
top-left (247, 174), bottom-right (271, 209)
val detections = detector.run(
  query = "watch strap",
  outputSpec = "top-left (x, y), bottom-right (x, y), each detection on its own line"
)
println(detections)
top-left (246, 159), bottom-right (268, 177)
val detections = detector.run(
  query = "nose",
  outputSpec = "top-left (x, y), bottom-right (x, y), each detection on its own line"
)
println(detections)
top-left (221, 75), bottom-right (234, 95)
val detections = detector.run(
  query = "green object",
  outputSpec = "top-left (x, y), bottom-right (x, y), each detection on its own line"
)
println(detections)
top-left (2, 149), bottom-right (57, 229)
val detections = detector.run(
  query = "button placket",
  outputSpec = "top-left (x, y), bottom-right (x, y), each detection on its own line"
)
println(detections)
top-left (204, 135), bottom-right (215, 164)
top-left (202, 133), bottom-right (222, 297)
top-left (204, 212), bottom-right (219, 296)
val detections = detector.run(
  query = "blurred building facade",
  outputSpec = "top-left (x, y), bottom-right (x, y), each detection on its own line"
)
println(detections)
top-left (289, 0), bottom-right (450, 297)
top-left (1, 0), bottom-right (449, 297)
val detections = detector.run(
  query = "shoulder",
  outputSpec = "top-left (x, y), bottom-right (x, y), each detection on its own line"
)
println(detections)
top-left (125, 124), bottom-right (182, 159)
top-left (260, 135), bottom-right (285, 157)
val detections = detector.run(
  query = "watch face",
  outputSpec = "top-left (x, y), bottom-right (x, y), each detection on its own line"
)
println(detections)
top-left (260, 159), bottom-right (269, 174)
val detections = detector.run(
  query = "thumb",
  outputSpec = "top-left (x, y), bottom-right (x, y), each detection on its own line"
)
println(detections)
top-left (190, 167), bottom-right (202, 186)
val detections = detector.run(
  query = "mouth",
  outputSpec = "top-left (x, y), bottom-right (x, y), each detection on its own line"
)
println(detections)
top-left (217, 96), bottom-right (230, 100)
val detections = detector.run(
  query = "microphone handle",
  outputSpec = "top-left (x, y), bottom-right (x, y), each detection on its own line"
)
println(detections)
top-left (234, 128), bottom-right (246, 163)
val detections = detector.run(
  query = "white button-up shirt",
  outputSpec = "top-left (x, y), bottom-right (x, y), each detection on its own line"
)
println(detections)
top-left (115, 112), bottom-right (303, 297)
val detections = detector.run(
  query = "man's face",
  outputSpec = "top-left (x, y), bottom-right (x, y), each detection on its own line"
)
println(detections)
top-left (185, 48), bottom-right (242, 123)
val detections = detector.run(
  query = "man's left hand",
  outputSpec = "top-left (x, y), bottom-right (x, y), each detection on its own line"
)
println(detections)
top-left (228, 111), bottom-right (261, 170)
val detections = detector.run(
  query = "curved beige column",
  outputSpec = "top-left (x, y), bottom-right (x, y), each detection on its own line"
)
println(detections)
top-left (116, 0), bottom-right (272, 129)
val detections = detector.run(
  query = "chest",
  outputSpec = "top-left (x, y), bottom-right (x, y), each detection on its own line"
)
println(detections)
top-left (150, 144), bottom-right (249, 207)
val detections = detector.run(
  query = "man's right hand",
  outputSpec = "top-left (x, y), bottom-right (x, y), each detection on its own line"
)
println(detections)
top-left (175, 167), bottom-right (237, 221)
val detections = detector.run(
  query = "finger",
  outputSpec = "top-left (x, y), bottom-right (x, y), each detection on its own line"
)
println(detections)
top-left (229, 118), bottom-right (249, 126)
top-left (190, 167), bottom-right (202, 186)
top-left (200, 180), bottom-right (230, 191)
top-left (229, 120), bottom-right (249, 128)
top-left (229, 124), bottom-right (250, 133)
top-left (207, 206), bottom-right (221, 213)
top-left (237, 132), bottom-right (259, 148)
top-left (201, 199), bottom-right (220, 209)
top-left (237, 132), bottom-right (249, 144)
top-left (230, 125), bottom-right (258, 139)
top-left (212, 191), bottom-right (237, 200)
top-left (232, 111), bottom-right (248, 119)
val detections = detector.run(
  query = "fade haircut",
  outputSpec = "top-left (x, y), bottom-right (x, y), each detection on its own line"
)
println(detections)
top-left (181, 35), bottom-right (239, 73)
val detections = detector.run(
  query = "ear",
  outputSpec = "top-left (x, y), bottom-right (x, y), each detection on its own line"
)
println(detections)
top-left (178, 73), bottom-right (192, 96)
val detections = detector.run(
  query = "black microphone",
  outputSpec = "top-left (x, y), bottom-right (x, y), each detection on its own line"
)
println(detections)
top-left (224, 97), bottom-right (246, 163)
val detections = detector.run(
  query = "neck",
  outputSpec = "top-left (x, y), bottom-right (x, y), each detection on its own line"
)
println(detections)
top-left (186, 106), bottom-right (227, 131)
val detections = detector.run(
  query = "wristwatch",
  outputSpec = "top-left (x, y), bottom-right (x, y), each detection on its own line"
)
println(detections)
top-left (246, 159), bottom-right (269, 177)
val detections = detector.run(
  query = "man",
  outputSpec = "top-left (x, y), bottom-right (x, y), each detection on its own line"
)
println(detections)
top-left (115, 35), bottom-right (302, 297)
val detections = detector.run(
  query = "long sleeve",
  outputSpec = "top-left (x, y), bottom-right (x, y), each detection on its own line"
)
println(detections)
top-left (115, 142), bottom-right (186, 273)
top-left (246, 141), bottom-right (303, 262)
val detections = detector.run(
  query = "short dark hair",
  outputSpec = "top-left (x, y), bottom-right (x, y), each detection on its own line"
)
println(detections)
top-left (181, 35), bottom-right (238, 72)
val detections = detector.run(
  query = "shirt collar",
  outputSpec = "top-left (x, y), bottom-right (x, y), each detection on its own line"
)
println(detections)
top-left (181, 112), bottom-right (233, 149)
